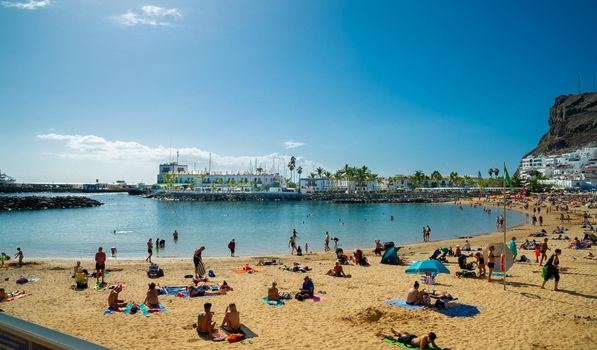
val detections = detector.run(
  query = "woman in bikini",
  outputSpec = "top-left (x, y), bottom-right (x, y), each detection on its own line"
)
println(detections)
top-left (541, 249), bottom-right (562, 291)
top-left (144, 282), bottom-right (160, 308)
top-left (487, 246), bottom-right (497, 282)
top-left (221, 303), bottom-right (242, 334)
top-left (474, 252), bottom-right (486, 277)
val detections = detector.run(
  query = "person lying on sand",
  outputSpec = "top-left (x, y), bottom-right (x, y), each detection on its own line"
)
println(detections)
top-left (0, 288), bottom-right (25, 301)
top-left (257, 258), bottom-right (282, 266)
top-left (221, 303), bottom-right (242, 334)
top-left (195, 302), bottom-right (222, 339)
top-left (284, 262), bottom-right (311, 273)
top-left (187, 285), bottom-right (227, 297)
top-left (108, 284), bottom-right (126, 309)
top-left (406, 281), bottom-right (429, 306)
top-left (144, 282), bottom-right (160, 308)
top-left (326, 262), bottom-right (352, 278)
top-left (377, 328), bottom-right (440, 350)
top-left (428, 290), bottom-right (454, 300)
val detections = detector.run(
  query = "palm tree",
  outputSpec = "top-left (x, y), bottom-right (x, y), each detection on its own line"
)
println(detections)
top-left (493, 168), bottom-right (499, 178)
top-left (288, 156), bottom-right (296, 185)
top-left (411, 170), bottom-right (426, 188)
top-left (488, 168), bottom-right (494, 178)
top-left (431, 170), bottom-right (442, 186)
top-left (296, 166), bottom-right (303, 193)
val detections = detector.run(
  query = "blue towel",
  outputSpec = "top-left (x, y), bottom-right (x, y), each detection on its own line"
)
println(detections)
top-left (161, 286), bottom-right (188, 296)
top-left (383, 298), bottom-right (424, 310)
top-left (435, 303), bottom-right (481, 318)
top-left (261, 296), bottom-right (285, 306)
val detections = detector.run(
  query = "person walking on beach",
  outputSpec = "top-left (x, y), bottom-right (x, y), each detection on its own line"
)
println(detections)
top-left (324, 232), bottom-right (330, 252)
top-left (193, 246), bottom-right (206, 279)
top-left (539, 215), bottom-right (543, 226)
top-left (14, 247), bottom-right (23, 267)
top-left (541, 248), bottom-right (562, 291)
top-left (532, 215), bottom-right (537, 226)
top-left (487, 246), bottom-right (497, 282)
top-left (538, 238), bottom-right (550, 266)
top-left (509, 237), bottom-right (518, 260)
top-left (289, 236), bottom-right (297, 255)
top-left (146, 239), bottom-right (153, 263)
top-left (228, 239), bottom-right (236, 257)
top-left (95, 247), bottom-right (106, 285)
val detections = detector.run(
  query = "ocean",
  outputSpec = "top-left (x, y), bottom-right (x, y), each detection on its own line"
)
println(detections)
top-left (0, 193), bottom-right (525, 258)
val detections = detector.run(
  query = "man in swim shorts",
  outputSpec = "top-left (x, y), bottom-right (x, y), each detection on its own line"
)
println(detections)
top-left (95, 247), bottom-right (106, 285)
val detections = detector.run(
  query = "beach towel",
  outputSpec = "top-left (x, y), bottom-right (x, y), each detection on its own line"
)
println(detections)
top-left (93, 282), bottom-right (109, 290)
top-left (383, 337), bottom-right (446, 349)
top-left (109, 282), bottom-right (126, 289)
top-left (261, 296), bottom-right (285, 306)
top-left (160, 286), bottom-right (188, 296)
top-left (140, 303), bottom-right (167, 316)
top-left (308, 295), bottom-right (325, 303)
top-left (103, 305), bottom-right (127, 315)
top-left (434, 303), bottom-right (481, 318)
top-left (223, 325), bottom-right (258, 339)
top-left (383, 298), bottom-right (424, 310)
top-left (0, 292), bottom-right (31, 303)
top-left (232, 268), bottom-right (263, 273)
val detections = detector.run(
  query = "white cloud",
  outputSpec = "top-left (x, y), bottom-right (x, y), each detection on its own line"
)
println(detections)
top-left (284, 141), bottom-right (306, 149)
top-left (116, 5), bottom-right (182, 27)
top-left (1, 0), bottom-right (49, 10)
top-left (36, 133), bottom-right (318, 172)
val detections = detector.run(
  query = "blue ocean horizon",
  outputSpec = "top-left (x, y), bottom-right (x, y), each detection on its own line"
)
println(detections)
top-left (0, 193), bottom-right (524, 259)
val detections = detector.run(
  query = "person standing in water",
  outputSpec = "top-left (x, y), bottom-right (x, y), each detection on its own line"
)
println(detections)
top-left (173, 229), bottom-right (178, 240)
top-left (228, 239), bottom-right (236, 257)
top-left (146, 239), bottom-right (153, 263)
top-left (324, 232), bottom-right (330, 252)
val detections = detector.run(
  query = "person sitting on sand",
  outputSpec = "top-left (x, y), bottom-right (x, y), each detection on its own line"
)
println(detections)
top-left (374, 240), bottom-right (384, 255)
top-left (221, 303), bottom-right (242, 334)
top-left (326, 262), bottom-right (351, 278)
top-left (406, 281), bottom-right (429, 305)
top-left (376, 328), bottom-right (439, 349)
top-left (144, 282), bottom-right (160, 308)
top-left (108, 284), bottom-right (126, 310)
top-left (463, 240), bottom-right (471, 251)
top-left (195, 302), bottom-right (220, 339)
top-left (267, 281), bottom-right (281, 301)
top-left (242, 263), bottom-right (255, 273)
top-left (296, 276), bottom-right (314, 300)
top-left (568, 237), bottom-right (581, 249)
top-left (73, 261), bottom-right (82, 276)
top-left (220, 281), bottom-right (233, 291)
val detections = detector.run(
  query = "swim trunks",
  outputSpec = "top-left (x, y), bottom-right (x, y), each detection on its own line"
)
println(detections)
top-left (487, 262), bottom-right (495, 269)
top-left (96, 262), bottom-right (105, 270)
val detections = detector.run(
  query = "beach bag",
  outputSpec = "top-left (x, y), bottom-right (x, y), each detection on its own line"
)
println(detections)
top-left (540, 267), bottom-right (547, 279)
top-left (208, 270), bottom-right (216, 278)
top-left (130, 304), bottom-right (140, 314)
top-left (227, 333), bottom-right (245, 343)
top-left (295, 293), bottom-right (305, 301)
top-left (147, 264), bottom-right (163, 278)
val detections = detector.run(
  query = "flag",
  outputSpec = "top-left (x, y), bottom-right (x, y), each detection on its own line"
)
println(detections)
top-left (477, 171), bottom-right (482, 179)
top-left (503, 166), bottom-right (512, 187)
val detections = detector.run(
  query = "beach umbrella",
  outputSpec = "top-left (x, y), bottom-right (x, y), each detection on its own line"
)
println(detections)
top-left (405, 259), bottom-right (450, 275)
top-left (405, 260), bottom-right (450, 287)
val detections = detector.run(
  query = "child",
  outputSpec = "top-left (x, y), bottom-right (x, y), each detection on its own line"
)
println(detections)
top-left (534, 245), bottom-right (540, 263)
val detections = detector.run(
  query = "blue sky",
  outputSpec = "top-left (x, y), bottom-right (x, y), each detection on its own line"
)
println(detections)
top-left (0, 0), bottom-right (596, 183)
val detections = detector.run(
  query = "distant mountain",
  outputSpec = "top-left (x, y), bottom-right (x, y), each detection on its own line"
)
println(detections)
top-left (524, 92), bottom-right (597, 157)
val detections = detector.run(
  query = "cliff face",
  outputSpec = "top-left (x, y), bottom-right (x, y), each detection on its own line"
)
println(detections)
top-left (525, 92), bottom-right (597, 157)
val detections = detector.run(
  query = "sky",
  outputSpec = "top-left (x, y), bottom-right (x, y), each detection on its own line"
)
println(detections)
top-left (1, 0), bottom-right (596, 184)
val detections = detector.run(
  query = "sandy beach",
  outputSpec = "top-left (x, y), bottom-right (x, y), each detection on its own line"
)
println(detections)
top-left (1, 198), bottom-right (595, 350)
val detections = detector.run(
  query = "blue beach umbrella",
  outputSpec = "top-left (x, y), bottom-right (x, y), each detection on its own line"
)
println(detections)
top-left (405, 259), bottom-right (450, 275)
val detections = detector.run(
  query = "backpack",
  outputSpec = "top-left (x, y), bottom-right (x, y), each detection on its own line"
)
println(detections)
top-left (147, 264), bottom-right (164, 278)
top-left (295, 293), bottom-right (305, 301)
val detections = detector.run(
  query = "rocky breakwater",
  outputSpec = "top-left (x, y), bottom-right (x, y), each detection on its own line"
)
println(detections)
top-left (0, 196), bottom-right (103, 211)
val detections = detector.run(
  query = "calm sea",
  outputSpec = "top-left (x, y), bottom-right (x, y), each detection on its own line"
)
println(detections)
top-left (0, 193), bottom-right (525, 258)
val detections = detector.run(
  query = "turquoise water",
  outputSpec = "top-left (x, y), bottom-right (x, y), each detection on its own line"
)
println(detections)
top-left (0, 193), bottom-right (525, 258)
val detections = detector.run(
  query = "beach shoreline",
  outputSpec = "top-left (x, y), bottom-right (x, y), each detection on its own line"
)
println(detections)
top-left (1, 196), bottom-right (595, 350)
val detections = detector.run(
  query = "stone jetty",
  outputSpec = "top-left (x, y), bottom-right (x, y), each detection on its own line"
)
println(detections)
top-left (0, 196), bottom-right (103, 211)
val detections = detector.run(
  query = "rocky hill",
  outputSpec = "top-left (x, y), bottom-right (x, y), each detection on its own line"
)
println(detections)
top-left (524, 92), bottom-right (597, 157)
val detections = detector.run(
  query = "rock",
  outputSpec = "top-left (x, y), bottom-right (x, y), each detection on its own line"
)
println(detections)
top-left (524, 92), bottom-right (597, 157)
top-left (0, 196), bottom-right (103, 212)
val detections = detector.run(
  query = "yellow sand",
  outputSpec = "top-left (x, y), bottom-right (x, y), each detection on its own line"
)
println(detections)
top-left (1, 198), bottom-right (595, 349)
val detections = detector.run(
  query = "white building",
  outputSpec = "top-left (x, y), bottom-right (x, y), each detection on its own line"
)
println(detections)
top-left (519, 147), bottom-right (597, 189)
top-left (157, 162), bottom-right (282, 191)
